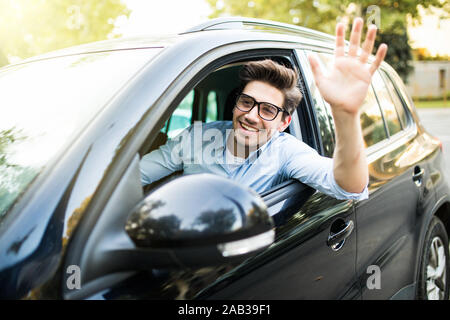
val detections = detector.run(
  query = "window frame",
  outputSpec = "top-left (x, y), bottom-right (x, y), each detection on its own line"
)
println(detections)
top-left (137, 46), bottom-right (320, 204)
top-left (365, 66), bottom-right (417, 163)
top-left (378, 70), bottom-right (407, 130)
top-left (378, 67), bottom-right (414, 131)
top-left (140, 47), bottom-right (323, 225)
top-left (371, 70), bottom-right (404, 138)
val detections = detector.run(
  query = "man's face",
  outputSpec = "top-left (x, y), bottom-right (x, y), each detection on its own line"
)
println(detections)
top-left (232, 80), bottom-right (291, 151)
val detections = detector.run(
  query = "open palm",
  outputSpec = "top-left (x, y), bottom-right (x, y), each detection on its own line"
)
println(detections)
top-left (309, 18), bottom-right (388, 115)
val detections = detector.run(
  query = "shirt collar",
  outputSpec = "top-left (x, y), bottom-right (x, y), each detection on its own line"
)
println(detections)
top-left (219, 125), bottom-right (281, 164)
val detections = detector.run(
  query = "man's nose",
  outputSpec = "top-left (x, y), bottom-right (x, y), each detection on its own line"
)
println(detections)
top-left (244, 105), bottom-right (260, 123)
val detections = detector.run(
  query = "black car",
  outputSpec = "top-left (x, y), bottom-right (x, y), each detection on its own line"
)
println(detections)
top-left (0, 17), bottom-right (449, 300)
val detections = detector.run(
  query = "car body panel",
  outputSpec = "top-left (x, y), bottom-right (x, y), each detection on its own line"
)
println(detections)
top-left (355, 130), bottom-right (438, 299)
top-left (0, 21), bottom-right (449, 300)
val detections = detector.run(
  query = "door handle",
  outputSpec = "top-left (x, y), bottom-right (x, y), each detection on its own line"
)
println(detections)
top-left (413, 167), bottom-right (425, 186)
top-left (327, 220), bottom-right (354, 251)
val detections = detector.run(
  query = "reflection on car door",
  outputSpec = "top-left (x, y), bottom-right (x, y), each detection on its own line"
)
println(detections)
top-left (204, 189), bottom-right (359, 299)
top-left (354, 70), bottom-right (435, 299)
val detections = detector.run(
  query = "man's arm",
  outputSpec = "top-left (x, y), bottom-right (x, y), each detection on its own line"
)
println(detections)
top-left (140, 129), bottom-right (189, 185)
top-left (308, 18), bottom-right (387, 193)
top-left (282, 135), bottom-right (368, 200)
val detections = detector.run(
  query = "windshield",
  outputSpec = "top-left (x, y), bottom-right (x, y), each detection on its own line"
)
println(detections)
top-left (0, 48), bottom-right (162, 220)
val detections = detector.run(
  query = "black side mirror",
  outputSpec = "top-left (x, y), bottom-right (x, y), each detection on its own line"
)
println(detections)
top-left (125, 174), bottom-right (274, 267)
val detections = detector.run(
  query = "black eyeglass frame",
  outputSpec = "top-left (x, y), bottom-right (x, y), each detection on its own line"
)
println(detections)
top-left (235, 93), bottom-right (290, 121)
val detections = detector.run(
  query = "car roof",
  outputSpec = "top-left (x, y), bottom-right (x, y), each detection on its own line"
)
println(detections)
top-left (4, 17), bottom-right (343, 68)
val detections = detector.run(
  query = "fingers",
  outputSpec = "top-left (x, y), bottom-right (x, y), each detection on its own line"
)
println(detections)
top-left (359, 24), bottom-right (377, 63)
top-left (348, 17), bottom-right (363, 57)
top-left (369, 43), bottom-right (388, 75)
top-left (336, 17), bottom-right (388, 73)
top-left (334, 22), bottom-right (345, 57)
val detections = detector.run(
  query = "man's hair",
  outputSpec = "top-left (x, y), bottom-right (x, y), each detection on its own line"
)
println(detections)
top-left (238, 59), bottom-right (303, 116)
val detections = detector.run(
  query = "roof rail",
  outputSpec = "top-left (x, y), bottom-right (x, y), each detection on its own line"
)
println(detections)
top-left (182, 17), bottom-right (335, 42)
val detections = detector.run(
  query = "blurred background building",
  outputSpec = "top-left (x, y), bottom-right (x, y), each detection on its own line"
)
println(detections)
top-left (406, 61), bottom-right (449, 99)
top-left (406, 5), bottom-right (449, 100)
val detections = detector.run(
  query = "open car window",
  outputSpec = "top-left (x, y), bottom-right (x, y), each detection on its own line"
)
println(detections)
top-left (148, 58), bottom-right (302, 156)
top-left (140, 55), bottom-right (309, 201)
top-left (163, 90), bottom-right (195, 139)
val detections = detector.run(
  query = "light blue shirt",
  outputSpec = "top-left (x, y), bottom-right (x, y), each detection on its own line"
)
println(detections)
top-left (140, 121), bottom-right (368, 200)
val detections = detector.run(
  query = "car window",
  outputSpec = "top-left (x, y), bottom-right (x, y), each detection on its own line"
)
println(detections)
top-left (206, 91), bottom-right (218, 122)
top-left (379, 70), bottom-right (409, 129)
top-left (163, 89), bottom-right (221, 140)
top-left (388, 69), bottom-right (416, 112)
top-left (360, 85), bottom-right (388, 147)
top-left (164, 90), bottom-right (194, 139)
top-left (310, 52), bottom-right (336, 157)
top-left (372, 71), bottom-right (403, 136)
top-left (0, 48), bottom-right (161, 221)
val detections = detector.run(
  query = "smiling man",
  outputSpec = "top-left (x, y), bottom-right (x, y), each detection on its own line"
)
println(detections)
top-left (227, 61), bottom-right (297, 159)
top-left (140, 18), bottom-right (387, 200)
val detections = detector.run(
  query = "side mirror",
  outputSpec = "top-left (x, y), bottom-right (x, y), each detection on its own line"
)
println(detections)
top-left (125, 174), bottom-right (274, 267)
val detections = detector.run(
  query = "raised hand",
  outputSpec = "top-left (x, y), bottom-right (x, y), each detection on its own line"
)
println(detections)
top-left (308, 17), bottom-right (388, 115)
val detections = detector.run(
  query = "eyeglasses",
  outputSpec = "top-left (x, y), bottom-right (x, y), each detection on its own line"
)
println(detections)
top-left (235, 93), bottom-right (289, 121)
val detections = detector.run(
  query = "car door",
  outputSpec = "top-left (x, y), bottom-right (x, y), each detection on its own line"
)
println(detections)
top-left (354, 69), bottom-right (436, 299)
top-left (185, 48), bottom-right (360, 300)
top-left (312, 50), bottom-right (433, 299)
top-left (62, 44), bottom-right (359, 300)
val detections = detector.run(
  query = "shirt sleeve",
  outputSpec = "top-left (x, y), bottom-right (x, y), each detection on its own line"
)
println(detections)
top-left (139, 127), bottom-right (191, 186)
top-left (281, 137), bottom-right (368, 201)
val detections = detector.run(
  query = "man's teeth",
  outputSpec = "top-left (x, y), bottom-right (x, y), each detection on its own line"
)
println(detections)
top-left (241, 122), bottom-right (258, 132)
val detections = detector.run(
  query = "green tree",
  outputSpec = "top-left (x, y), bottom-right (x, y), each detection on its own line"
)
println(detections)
top-left (0, 128), bottom-right (37, 220)
top-left (207, 0), bottom-right (449, 81)
top-left (0, 0), bottom-right (130, 67)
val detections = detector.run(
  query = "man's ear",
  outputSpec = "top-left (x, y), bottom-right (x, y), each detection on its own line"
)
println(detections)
top-left (279, 114), bottom-right (292, 132)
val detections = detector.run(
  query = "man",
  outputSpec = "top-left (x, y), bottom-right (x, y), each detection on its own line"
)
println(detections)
top-left (140, 18), bottom-right (387, 200)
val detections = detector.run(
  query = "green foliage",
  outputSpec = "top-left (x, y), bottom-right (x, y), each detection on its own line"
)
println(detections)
top-left (206, 0), bottom-right (449, 80)
top-left (0, 128), bottom-right (37, 220)
top-left (0, 0), bottom-right (130, 67)
top-left (0, 128), bottom-right (23, 168)
top-left (375, 27), bottom-right (413, 82)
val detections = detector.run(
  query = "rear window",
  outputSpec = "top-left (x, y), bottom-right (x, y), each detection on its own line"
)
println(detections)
top-left (360, 85), bottom-right (388, 147)
top-left (379, 70), bottom-right (409, 129)
top-left (0, 48), bottom-right (161, 220)
top-left (372, 71), bottom-right (403, 136)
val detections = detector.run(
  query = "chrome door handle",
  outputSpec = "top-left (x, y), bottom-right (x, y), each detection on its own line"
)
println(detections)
top-left (327, 220), bottom-right (354, 251)
top-left (413, 168), bottom-right (425, 181)
top-left (413, 167), bottom-right (425, 187)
